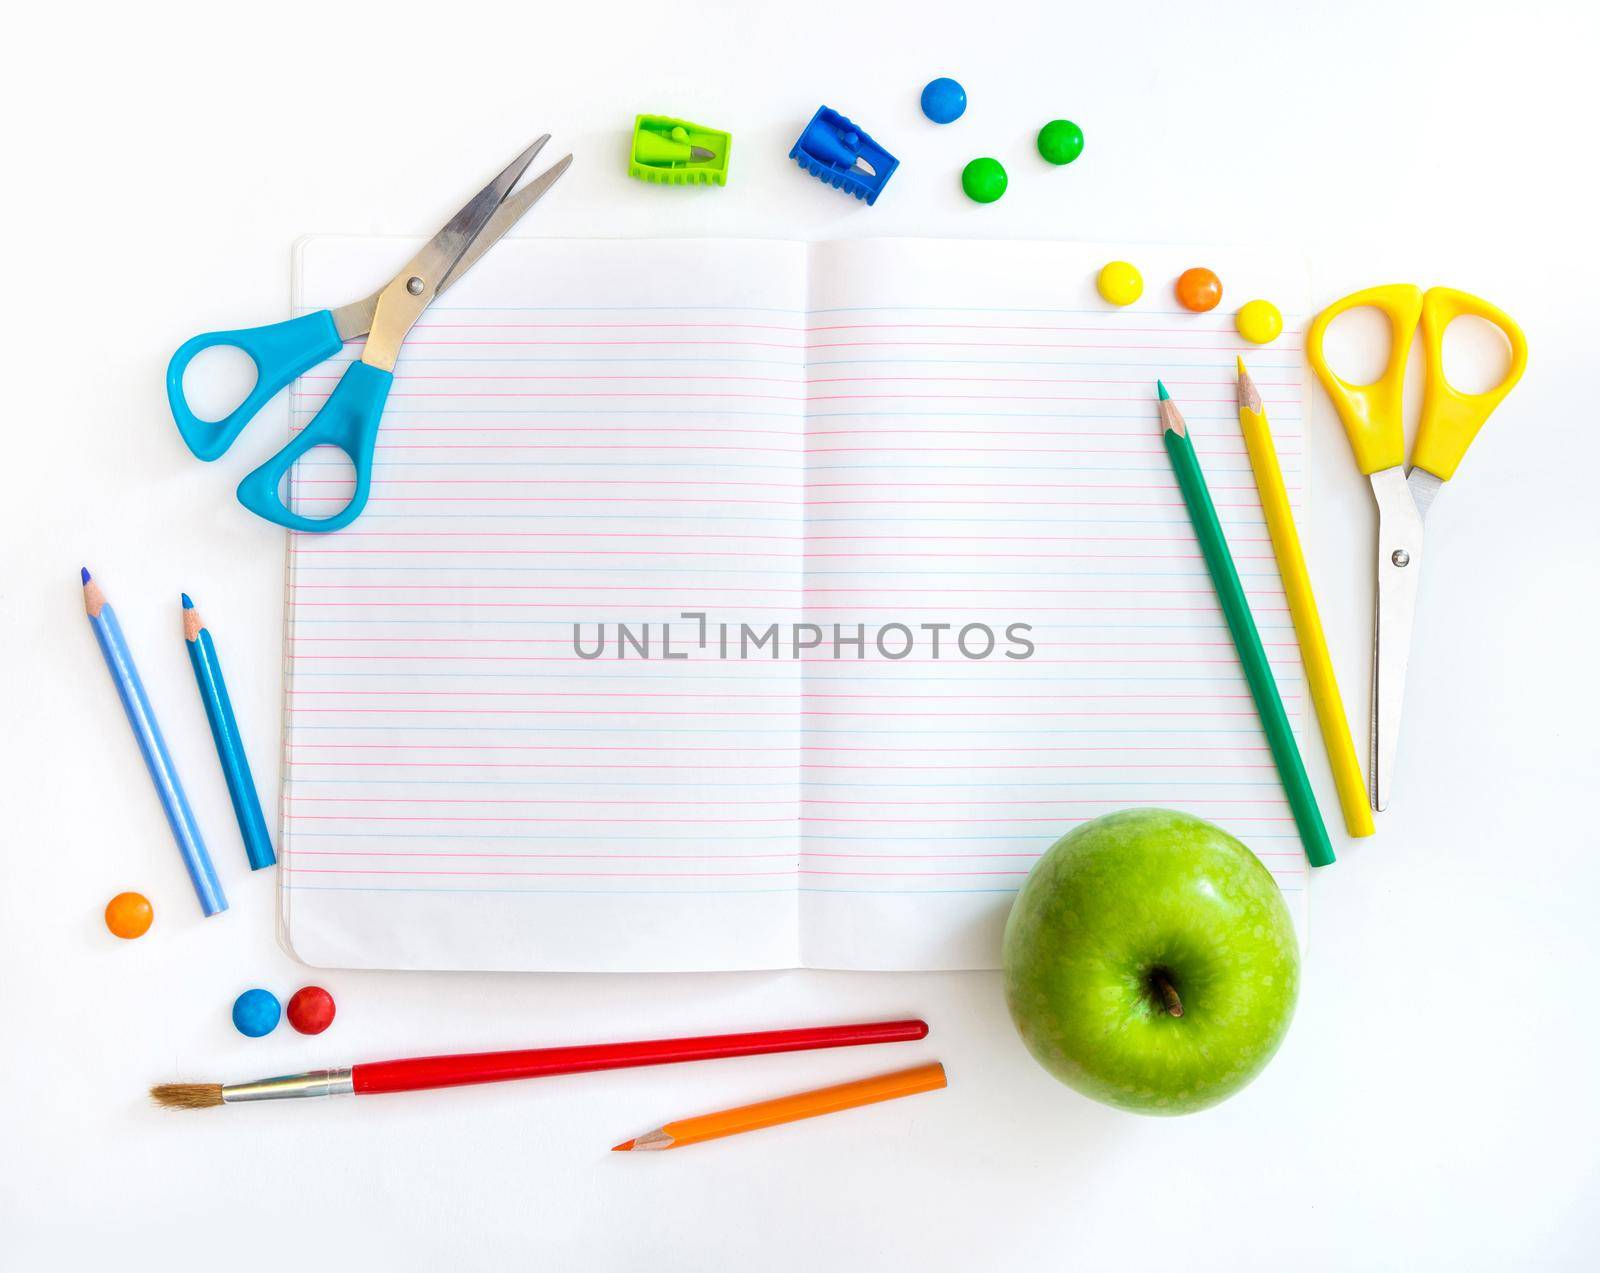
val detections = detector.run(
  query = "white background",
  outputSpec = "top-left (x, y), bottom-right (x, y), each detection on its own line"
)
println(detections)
top-left (4, 1), bottom-right (1597, 1267)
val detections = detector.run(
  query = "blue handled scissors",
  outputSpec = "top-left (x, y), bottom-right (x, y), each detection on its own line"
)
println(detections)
top-left (167, 137), bottom-right (572, 532)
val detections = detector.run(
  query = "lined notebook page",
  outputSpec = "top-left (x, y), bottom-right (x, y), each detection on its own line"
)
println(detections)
top-left (283, 239), bottom-right (808, 970)
top-left (797, 240), bottom-right (1309, 968)
top-left (281, 237), bottom-right (1311, 971)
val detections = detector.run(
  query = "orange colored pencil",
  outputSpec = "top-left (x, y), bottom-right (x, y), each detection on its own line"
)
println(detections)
top-left (612, 1062), bottom-right (947, 1152)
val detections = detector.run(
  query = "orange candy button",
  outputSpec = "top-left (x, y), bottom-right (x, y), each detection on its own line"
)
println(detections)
top-left (1175, 267), bottom-right (1223, 313)
top-left (105, 891), bottom-right (153, 939)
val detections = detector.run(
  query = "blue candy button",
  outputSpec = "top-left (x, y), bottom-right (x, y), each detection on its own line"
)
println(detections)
top-left (920, 77), bottom-right (967, 124)
top-left (232, 988), bottom-right (282, 1038)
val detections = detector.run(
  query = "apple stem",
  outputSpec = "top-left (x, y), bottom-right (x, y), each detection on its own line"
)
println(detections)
top-left (1152, 970), bottom-right (1184, 1018)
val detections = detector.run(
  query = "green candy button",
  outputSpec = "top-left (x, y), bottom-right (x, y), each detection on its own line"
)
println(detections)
top-left (961, 157), bottom-right (1008, 204)
top-left (1037, 119), bottom-right (1084, 165)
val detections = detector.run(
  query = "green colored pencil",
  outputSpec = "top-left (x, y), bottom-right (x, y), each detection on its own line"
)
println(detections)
top-left (1156, 382), bottom-right (1335, 868)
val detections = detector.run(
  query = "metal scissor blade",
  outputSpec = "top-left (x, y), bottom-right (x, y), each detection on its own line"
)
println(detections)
top-left (325, 143), bottom-right (568, 343)
top-left (435, 152), bottom-right (572, 297)
top-left (1369, 465), bottom-right (1426, 811)
top-left (360, 138), bottom-right (549, 370)
top-left (328, 292), bottom-right (379, 343)
top-left (1407, 466), bottom-right (1446, 526)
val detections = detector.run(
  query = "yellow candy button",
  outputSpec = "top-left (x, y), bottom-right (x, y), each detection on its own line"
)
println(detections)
top-left (1236, 299), bottom-right (1283, 344)
top-left (1097, 261), bottom-right (1143, 307)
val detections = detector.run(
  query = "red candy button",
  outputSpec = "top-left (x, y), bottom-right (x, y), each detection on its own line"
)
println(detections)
top-left (286, 985), bottom-right (337, 1035)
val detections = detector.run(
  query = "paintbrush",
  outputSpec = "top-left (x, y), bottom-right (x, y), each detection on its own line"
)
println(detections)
top-left (150, 1019), bottom-right (929, 1109)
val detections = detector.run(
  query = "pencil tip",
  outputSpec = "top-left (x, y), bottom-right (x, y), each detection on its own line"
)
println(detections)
top-left (80, 566), bottom-right (91, 584)
top-left (611, 1139), bottom-right (636, 1152)
top-left (1156, 387), bottom-right (1186, 437)
top-left (181, 593), bottom-right (193, 609)
top-left (1236, 360), bottom-right (1262, 414)
top-left (1235, 355), bottom-right (1247, 376)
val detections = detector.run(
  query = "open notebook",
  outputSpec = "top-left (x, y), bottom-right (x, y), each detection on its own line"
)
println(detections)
top-left (280, 237), bottom-right (1311, 972)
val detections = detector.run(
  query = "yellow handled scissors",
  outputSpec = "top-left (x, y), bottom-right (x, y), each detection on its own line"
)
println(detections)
top-left (1307, 285), bottom-right (1527, 812)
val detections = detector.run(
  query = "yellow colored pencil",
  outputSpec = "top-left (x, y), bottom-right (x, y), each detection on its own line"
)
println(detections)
top-left (1236, 358), bottom-right (1374, 838)
top-left (613, 1061), bottom-right (947, 1152)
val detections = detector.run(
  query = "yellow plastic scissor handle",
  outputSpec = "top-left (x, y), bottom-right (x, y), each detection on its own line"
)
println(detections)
top-left (1413, 287), bottom-right (1528, 481)
top-left (1306, 284), bottom-right (1423, 476)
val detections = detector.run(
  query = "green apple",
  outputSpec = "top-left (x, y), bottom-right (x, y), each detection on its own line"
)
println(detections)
top-left (1002, 807), bottom-right (1299, 1115)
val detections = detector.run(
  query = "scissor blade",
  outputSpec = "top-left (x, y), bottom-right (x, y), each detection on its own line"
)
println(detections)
top-left (1370, 466), bottom-right (1425, 812)
top-left (360, 139), bottom-right (548, 370)
top-left (411, 136), bottom-right (547, 286)
top-left (435, 152), bottom-right (573, 298)
top-left (1407, 466), bottom-right (1446, 526)
top-left (328, 293), bottom-right (379, 342)
top-left (325, 145), bottom-right (569, 343)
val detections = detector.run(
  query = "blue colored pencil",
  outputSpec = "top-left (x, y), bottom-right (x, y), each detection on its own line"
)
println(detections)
top-left (183, 594), bottom-right (275, 870)
top-left (81, 569), bottom-right (227, 916)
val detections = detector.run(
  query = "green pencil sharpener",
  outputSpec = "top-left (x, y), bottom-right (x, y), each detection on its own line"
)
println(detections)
top-left (629, 114), bottom-right (731, 187)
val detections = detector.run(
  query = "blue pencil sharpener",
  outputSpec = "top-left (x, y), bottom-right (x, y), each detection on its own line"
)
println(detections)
top-left (789, 106), bottom-right (898, 205)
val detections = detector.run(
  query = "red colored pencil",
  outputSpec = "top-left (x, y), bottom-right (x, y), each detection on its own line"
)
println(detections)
top-left (149, 1019), bottom-right (930, 1109)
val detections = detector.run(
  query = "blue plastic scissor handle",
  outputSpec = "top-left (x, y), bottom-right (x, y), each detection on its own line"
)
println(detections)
top-left (235, 360), bottom-right (393, 533)
top-left (166, 311), bottom-right (345, 461)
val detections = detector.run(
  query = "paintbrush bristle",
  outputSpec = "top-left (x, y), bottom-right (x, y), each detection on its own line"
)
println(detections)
top-left (150, 1082), bottom-right (225, 1110)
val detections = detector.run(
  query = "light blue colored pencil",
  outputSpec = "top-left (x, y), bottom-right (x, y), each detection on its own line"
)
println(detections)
top-left (183, 594), bottom-right (275, 870)
top-left (81, 569), bottom-right (227, 916)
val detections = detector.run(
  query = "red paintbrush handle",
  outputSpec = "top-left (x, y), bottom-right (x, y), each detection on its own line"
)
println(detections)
top-left (350, 1019), bottom-right (929, 1096)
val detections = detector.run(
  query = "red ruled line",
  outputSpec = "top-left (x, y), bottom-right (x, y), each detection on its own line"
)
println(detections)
top-left (282, 743), bottom-right (1274, 754)
top-left (280, 866), bottom-right (1033, 878)
top-left (284, 814), bottom-right (1297, 825)
top-left (284, 709), bottom-right (1273, 717)
top-left (286, 760), bottom-right (1279, 771)
top-left (286, 689), bottom-right (1271, 700)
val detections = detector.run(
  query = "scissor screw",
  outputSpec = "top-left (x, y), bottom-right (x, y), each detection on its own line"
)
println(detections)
top-left (1392, 549), bottom-right (1411, 567)
top-left (406, 276), bottom-right (425, 296)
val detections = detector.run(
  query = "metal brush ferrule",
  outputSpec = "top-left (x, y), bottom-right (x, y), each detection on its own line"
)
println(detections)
top-left (221, 1067), bottom-right (354, 1103)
